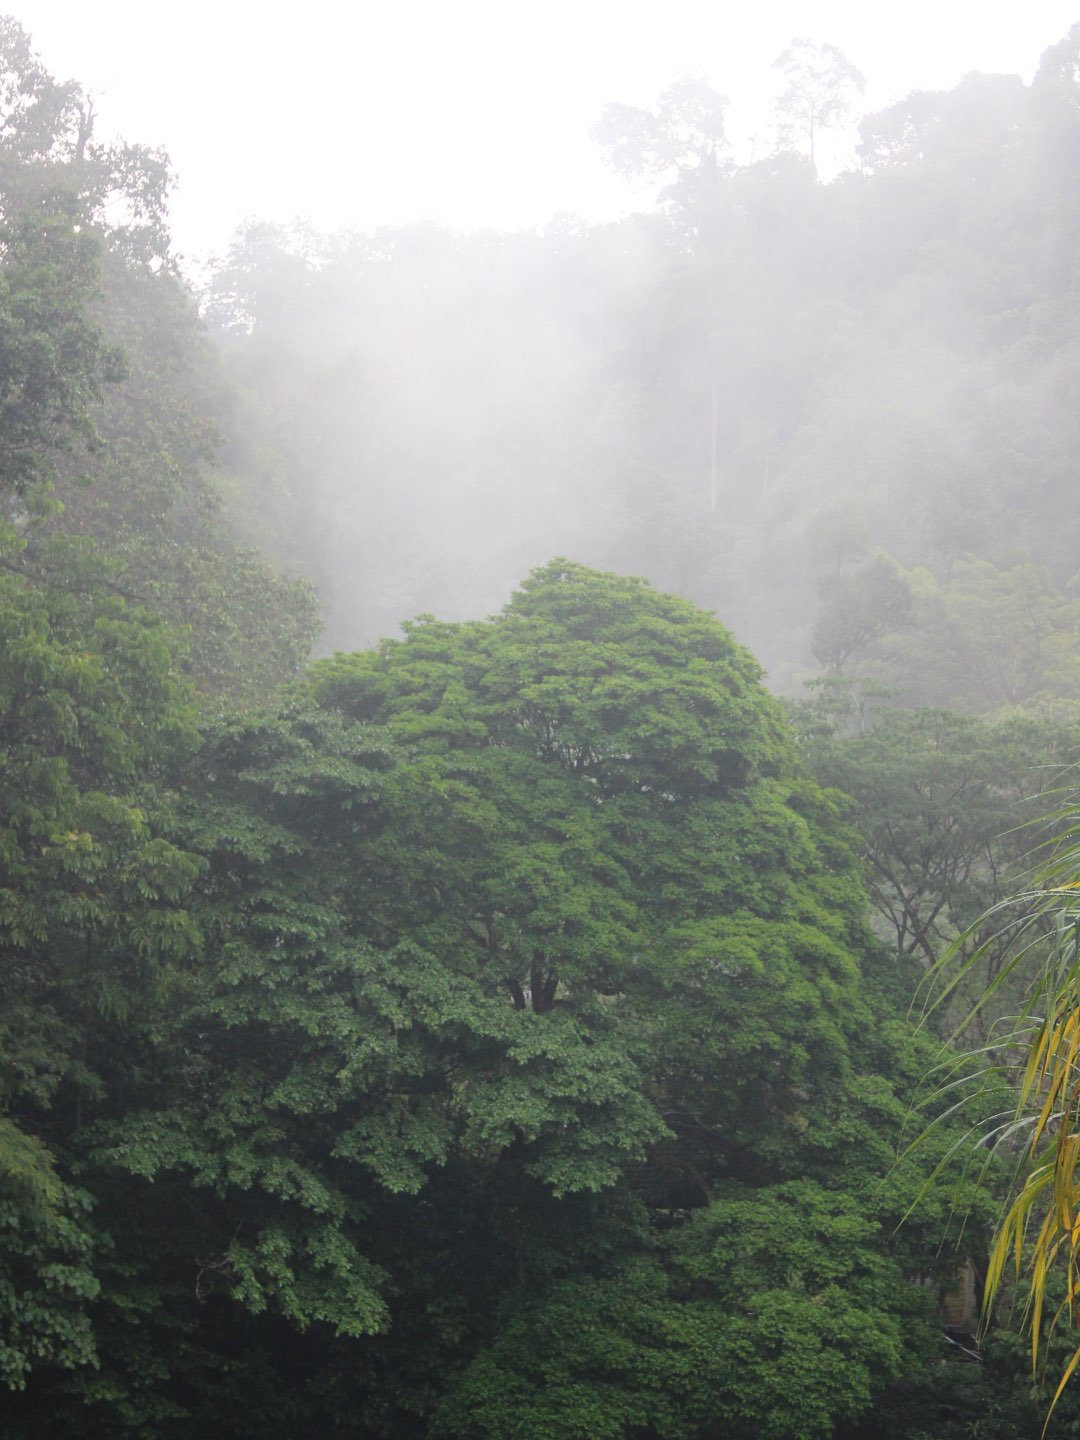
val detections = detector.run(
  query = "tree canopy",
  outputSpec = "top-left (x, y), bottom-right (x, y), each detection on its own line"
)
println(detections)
top-left (7, 12), bottom-right (1080, 1436)
top-left (2, 559), bottom-right (973, 1437)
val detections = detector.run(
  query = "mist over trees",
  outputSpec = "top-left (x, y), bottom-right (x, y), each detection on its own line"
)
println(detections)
top-left (209, 23), bottom-right (1080, 711)
top-left (4, 11), bottom-right (1080, 1439)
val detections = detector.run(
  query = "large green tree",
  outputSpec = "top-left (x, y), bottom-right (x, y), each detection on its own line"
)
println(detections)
top-left (6, 561), bottom-right (972, 1437)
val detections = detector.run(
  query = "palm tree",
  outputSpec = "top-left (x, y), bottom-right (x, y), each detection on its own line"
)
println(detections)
top-left (936, 811), bottom-right (1080, 1424)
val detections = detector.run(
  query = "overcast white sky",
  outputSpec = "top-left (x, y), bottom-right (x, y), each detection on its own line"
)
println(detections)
top-left (10, 2), bottom-right (1080, 262)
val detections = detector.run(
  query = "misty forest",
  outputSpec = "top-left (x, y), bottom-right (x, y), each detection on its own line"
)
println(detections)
top-left (7, 12), bottom-right (1080, 1438)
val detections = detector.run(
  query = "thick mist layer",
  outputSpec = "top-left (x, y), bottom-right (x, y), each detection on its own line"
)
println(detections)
top-left (206, 28), bottom-right (1080, 709)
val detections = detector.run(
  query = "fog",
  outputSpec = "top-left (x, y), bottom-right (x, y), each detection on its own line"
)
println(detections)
top-left (16, 7), bottom-right (1080, 705)
top-left (178, 19), bottom-right (1080, 710)
top-left (17, 2), bottom-right (1079, 255)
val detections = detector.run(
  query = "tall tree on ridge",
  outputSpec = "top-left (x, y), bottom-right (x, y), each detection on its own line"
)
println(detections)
top-left (773, 37), bottom-right (865, 169)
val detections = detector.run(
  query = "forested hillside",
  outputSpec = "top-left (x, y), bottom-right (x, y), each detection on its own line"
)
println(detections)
top-left (3, 13), bottom-right (1080, 1439)
top-left (210, 27), bottom-right (1080, 709)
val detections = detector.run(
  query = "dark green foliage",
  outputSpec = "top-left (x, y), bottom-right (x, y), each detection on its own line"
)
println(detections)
top-left (0, 1165), bottom-right (98, 1389)
top-left (0, 189), bottom-right (123, 501)
top-left (93, 706), bottom-right (401, 1336)
top-left (12, 10), bottom-right (1080, 1431)
top-left (0, 558), bottom-right (201, 1395)
top-left (0, 559), bottom-right (965, 1436)
top-left (437, 1182), bottom-right (925, 1440)
top-left (845, 1310), bottom-right (1080, 1440)
top-left (790, 694), bottom-right (1080, 1034)
top-left (0, 20), bottom-right (321, 1415)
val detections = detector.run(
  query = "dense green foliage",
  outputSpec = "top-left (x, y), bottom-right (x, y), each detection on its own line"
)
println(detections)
top-left (789, 693), bottom-right (1080, 1027)
top-left (5, 12), bottom-right (1080, 1438)
top-left (3, 557), bottom-right (976, 1437)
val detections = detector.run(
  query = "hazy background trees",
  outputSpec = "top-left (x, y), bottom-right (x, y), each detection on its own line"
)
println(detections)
top-left (204, 23), bottom-right (1080, 716)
